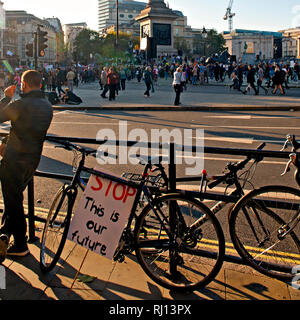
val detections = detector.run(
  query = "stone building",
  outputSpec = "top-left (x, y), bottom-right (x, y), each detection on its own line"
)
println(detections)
top-left (63, 22), bottom-right (87, 52)
top-left (46, 17), bottom-right (64, 65)
top-left (98, 0), bottom-right (147, 34)
top-left (5, 10), bottom-right (58, 67)
top-left (223, 29), bottom-right (282, 62)
top-left (278, 27), bottom-right (300, 58)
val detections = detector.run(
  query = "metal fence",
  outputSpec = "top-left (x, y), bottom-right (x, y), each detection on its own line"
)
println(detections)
top-left (2, 134), bottom-right (293, 267)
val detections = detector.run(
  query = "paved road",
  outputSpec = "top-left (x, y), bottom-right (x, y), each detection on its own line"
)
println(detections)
top-left (0, 82), bottom-right (297, 210)
top-left (53, 79), bottom-right (300, 110)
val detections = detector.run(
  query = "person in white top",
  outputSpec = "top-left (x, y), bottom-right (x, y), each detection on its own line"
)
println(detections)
top-left (173, 67), bottom-right (183, 106)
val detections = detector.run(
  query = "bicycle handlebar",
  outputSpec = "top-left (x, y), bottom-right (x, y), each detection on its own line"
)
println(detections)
top-left (280, 134), bottom-right (300, 153)
top-left (280, 134), bottom-right (300, 187)
top-left (208, 142), bottom-right (266, 190)
top-left (51, 139), bottom-right (117, 159)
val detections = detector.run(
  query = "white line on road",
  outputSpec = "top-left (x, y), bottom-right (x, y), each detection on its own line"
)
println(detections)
top-left (50, 122), bottom-right (128, 126)
top-left (195, 136), bottom-right (285, 144)
top-left (191, 124), bottom-right (300, 130)
top-left (203, 115), bottom-right (300, 120)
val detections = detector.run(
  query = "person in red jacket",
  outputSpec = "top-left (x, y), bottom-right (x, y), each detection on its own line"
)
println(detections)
top-left (107, 68), bottom-right (118, 101)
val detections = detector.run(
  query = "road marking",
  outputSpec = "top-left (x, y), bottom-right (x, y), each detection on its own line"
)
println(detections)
top-left (50, 122), bottom-right (129, 126)
top-left (191, 124), bottom-right (300, 130)
top-left (204, 115), bottom-right (300, 120)
top-left (204, 115), bottom-right (252, 120)
top-left (200, 136), bottom-right (254, 144)
top-left (195, 136), bottom-right (285, 145)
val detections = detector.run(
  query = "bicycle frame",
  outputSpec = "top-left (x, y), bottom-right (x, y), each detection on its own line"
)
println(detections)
top-left (64, 151), bottom-right (175, 253)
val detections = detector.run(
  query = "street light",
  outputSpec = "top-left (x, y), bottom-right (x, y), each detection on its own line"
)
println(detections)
top-left (202, 27), bottom-right (208, 39)
top-left (116, 0), bottom-right (119, 47)
top-left (201, 27), bottom-right (208, 57)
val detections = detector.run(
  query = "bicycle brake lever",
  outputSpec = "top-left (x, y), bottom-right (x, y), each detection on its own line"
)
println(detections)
top-left (281, 160), bottom-right (292, 176)
top-left (281, 153), bottom-right (297, 176)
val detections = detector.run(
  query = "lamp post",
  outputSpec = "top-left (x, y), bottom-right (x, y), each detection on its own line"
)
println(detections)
top-left (201, 26), bottom-right (208, 57)
top-left (116, 0), bottom-right (119, 48)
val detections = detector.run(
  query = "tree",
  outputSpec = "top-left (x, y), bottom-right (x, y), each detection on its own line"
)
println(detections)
top-left (192, 29), bottom-right (225, 56)
top-left (73, 29), bottom-right (139, 65)
top-left (174, 37), bottom-right (192, 56)
top-left (73, 29), bottom-right (102, 65)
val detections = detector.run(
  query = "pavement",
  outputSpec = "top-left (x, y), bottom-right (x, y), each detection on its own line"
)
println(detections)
top-left (0, 200), bottom-right (299, 302)
top-left (52, 78), bottom-right (300, 112)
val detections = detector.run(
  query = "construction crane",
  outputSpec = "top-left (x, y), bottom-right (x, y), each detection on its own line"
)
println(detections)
top-left (223, 0), bottom-right (235, 33)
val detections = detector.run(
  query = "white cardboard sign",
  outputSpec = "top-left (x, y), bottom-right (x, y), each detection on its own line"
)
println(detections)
top-left (67, 168), bottom-right (137, 260)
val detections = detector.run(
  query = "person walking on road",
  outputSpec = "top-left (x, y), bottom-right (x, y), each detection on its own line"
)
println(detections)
top-left (56, 67), bottom-right (65, 97)
top-left (120, 68), bottom-right (127, 91)
top-left (143, 67), bottom-right (153, 97)
top-left (257, 64), bottom-right (268, 95)
top-left (173, 67), bottom-right (183, 106)
top-left (243, 65), bottom-right (258, 95)
top-left (100, 67), bottom-right (109, 99)
top-left (66, 68), bottom-right (75, 92)
top-left (0, 70), bottom-right (53, 261)
top-left (272, 65), bottom-right (285, 95)
top-left (107, 67), bottom-right (118, 101)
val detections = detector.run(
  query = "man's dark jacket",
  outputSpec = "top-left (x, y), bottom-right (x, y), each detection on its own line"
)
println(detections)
top-left (247, 69), bottom-right (256, 83)
top-left (0, 90), bottom-right (53, 164)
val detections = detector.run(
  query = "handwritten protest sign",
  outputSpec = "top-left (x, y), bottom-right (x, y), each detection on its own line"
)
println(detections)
top-left (67, 168), bottom-right (137, 260)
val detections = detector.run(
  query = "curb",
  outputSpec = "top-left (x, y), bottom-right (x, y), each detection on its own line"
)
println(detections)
top-left (53, 105), bottom-right (300, 112)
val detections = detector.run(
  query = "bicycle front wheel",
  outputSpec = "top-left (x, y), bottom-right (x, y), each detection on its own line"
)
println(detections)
top-left (134, 194), bottom-right (225, 292)
top-left (229, 185), bottom-right (300, 281)
top-left (40, 185), bottom-right (74, 273)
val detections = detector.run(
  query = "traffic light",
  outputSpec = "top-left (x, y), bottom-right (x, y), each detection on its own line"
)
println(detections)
top-left (25, 43), bottom-right (33, 57)
top-left (38, 30), bottom-right (48, 57)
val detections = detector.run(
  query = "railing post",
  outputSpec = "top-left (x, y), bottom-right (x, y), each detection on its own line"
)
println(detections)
top-left (27, 177), bottom-right (38, 243)
top-left (168, 142), bottom-right (176, 192)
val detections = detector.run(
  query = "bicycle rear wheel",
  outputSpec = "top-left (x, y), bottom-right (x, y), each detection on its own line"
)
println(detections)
top-left (134, 193), bottom-right (225, 292)
top-left (229, 185), bottom-right (300, 281)
top-left (40, 185), bottom-right (75, 273)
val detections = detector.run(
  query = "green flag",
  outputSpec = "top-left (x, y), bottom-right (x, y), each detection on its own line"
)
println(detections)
top-left (2, 60), bottom-right (14, 74)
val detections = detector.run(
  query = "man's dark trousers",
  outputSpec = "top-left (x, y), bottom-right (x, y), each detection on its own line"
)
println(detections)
top-left (0, 157), bottom-right (39, 246)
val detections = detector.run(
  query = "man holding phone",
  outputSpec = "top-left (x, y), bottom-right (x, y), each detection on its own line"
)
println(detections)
top-left (0, 70), bottom-right (53, 263)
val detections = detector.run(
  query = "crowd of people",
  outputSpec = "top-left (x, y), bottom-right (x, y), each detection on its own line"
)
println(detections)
top-left (0, 56), bottom-right (299, 107)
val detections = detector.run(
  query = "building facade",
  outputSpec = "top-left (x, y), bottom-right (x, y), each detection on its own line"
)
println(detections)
top-left (0, 1), bottom-right (5, 60)
top-left (223, 29), bottom-right (282, 62)
top-left (63, 22), bottom-right (87, 57)
top-left (5, 10), bottom-right (57, 67)
top-left (98, 0), bottom-right (147, 34)
top-left (46, 17), bottom-right (64, 65)
top-left (278, 28), bottom-right (300, 59)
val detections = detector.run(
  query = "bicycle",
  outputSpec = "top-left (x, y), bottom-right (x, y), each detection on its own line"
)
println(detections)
top-left (40, 139), bottom-right (225, 292)
top-left (124, 143), bottom-right (266, 221)
top-left (228, 134), bottom-right (300, 281)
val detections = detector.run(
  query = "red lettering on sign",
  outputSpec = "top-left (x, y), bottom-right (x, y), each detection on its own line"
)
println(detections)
top-left (91, 176), bottom-right (103, 191)
top-left (123, 187), bottom-right (137, 203)
top-left (113, 183), bottom-right (126, 201)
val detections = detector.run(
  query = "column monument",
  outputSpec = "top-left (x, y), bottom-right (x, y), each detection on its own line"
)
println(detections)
top-left (135, 0), bottom-right (178, 59)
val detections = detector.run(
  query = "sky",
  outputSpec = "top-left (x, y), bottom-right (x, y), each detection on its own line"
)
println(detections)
top-left (3, 0), bottom-right (300, 33)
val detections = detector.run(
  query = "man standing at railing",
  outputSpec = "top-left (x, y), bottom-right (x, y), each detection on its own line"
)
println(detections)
top-left (0, 70), bottom-right (53, 263)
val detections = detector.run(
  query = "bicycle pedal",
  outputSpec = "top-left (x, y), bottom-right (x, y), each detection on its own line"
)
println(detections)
top-left (114, 253), bottom-right (125, 263)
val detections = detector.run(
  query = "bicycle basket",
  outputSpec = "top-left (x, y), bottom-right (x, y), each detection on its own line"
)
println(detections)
top-left (122, 172), bottom-right (166, 188)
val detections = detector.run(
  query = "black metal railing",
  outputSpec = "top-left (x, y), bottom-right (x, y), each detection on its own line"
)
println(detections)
top-left (1, 134), bottom-right (295, 268)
